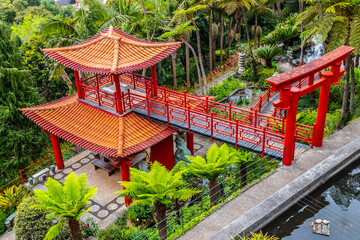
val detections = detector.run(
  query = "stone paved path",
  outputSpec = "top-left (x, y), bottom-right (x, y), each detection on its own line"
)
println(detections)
top-left (196, 70), bottom-right (236, 95)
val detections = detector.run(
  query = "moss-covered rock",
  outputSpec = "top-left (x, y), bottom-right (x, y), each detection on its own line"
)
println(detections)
top-left (14, 196), bottom-right (72, 240)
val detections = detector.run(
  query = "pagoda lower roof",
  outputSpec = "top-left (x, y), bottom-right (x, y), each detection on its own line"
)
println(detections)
top-left (42, 25), bottom-right (182, 74)
top-left (21, 95), bottom-right (177, 158)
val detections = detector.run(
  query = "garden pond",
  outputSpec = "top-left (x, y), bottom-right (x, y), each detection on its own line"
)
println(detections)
top-left (262, 159), bottom-right (360, 240)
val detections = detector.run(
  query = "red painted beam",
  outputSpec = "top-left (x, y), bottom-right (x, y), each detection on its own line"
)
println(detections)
top-left (266, 46), bottom-right (354, 92)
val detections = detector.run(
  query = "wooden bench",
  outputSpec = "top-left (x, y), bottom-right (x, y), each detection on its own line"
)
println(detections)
top-left (91, 159), bottom-right (116, 176)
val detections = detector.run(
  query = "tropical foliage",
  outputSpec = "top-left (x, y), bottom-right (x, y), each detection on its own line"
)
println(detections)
top-left (255, 45), bottom-right (282, 68)
top-left (14, 196), bottom-right (72, 240)
top-left (0, 185), bottom-right (31, 212)
top-left (34, 172), bottom-right (97, 240)
top-left (118, 161), bottom-right (200, 239)
top-left (185, 143), bottom-right (238, 206)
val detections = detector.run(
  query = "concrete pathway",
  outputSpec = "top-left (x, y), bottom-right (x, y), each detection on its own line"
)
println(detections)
top-left (179, 118), bottom-right (360, 240)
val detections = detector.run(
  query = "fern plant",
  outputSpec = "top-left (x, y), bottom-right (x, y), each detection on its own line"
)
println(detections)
top-left (0, 185), bottom-right (31, 212)
top-left (255, 45), bottom-right (282, 68)
top-left (118, 161), bottom-right (199, 240)
top-left (34, 172), bottom-right (97, 240)
top-left (185, 143), bottom-right (239, 206)
top-left (238, 231), bottom-right (279, 240)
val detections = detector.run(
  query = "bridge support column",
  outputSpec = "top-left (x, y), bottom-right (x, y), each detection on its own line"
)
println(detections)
top-left (187, 131), bottom-right (194, 155)
top-left (151, 64), bottom-right (157, 97)
top-left (113, 74), bottom-right (123, 114)
top-left (151, 134), bottom-right (174, 170)
top-left (283, 87), bottom-right (300, 166)
top-left (120, 158), bottom-right (132, 206)
top-left (313, 72), bottom-right (334, 147)
top-left (50, 133), bottom-right (64, 170)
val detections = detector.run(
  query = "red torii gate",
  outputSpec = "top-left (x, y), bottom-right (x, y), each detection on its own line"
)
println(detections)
top-left (266, 46), bottom-right (354, 166)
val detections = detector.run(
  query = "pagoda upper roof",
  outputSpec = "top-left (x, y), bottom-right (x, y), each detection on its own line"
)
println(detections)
top-left (42, 25), bottom-right (182, 74)
top-left (21, 96), bottom-right (176, 159)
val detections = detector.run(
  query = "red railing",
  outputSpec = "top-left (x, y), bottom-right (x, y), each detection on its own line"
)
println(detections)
top-left (0, 155), bottom-right (54, 193)
top-left (121, 83), bottom-right (315, 153)
top-left (124, 90), bottom-right (285, 156)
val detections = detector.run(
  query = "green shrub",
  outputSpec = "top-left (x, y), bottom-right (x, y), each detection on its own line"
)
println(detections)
top-left (125, 204), bottom-right (154, 227)
top-left (209, 78), bottom-right (246, 101)
top-left (0, 211), bottom-right (6, 235)
top-left (14, 196), bottom-right (72, 240)
top-left (0, 185), bottom-right (31, 212)
top-left (97, 225), bottom-right (149, 240)
top-left (241, 64), bottom-right (279, 86)
top-left (238, 231), bottom-right (279, 240)
top-left (255, 45), bottom-right (282, 68)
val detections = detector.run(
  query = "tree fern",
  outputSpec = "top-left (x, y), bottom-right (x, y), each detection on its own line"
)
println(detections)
top-left (117, 161), bottom-right (199, 240)
top-left (34, 172), bottom-right (97, 240)
top-left (185, 143), bottom-right (239, 206)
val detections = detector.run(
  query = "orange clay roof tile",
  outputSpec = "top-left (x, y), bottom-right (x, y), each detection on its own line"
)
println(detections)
top-left (42, 25), bottom-right (182, 74)
top-left (21, 96), bottom-right (176, 158)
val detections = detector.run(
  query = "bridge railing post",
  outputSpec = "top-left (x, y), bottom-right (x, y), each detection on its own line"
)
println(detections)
top-left (283, 87), bottom-right (300, 166)
top-left (166, 101), bottom-right (169, 127)
top-left (313, 71), bottom-right (335, 147)
top-left (235, 119), bottom-right (239, 149)
top-left (210, 112), bottom-right (214, 141)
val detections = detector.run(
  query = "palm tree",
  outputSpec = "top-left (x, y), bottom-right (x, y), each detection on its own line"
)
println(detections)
top-left (248, 0), bottom-right (272, 48)
top-left (174, 5), bottom-right (208, 94)
top-left (34, 172), bottom-right (97, 240)
top-left (295, 0), bottom-right (360, 129)
top-left (219, 0), bottom-right (258, 82)
top-left (185, 143), bottom-right (238, 206)
top-left (118, 161), bottom-right (199, 240)
top-left (160, 21), bottom-right (203, 93)
top-left (255, 45), bottom-right (282, 68)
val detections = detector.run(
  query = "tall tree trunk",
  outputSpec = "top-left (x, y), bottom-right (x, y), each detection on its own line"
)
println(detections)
top-left (355, 54), bottom-right (359, 68)
top-left (277, 1), bottom-right (281, 19)
top-left (208, 180), bottom-right (222, 207)
top-left (350, 58), bottom-right (355, 113)
top-left (337, 53), bottom-right (352, 129)
top-left (186, 44), bottom-right (190, 89)
top-left (183, 40), bottom-right (202, 94)
top-left (337, 20), bottom-right (352, 129)
top-left (155, 203), bottom-right (168, 240)
top-left (241, 6), bottom-right (258, 82)
top-left (299, 0), bottom-right (304, 63)
top-left (220, 12), bottom-right (224, 66)
top-left (190, 17), bottom-right (207, 95)
top-left (209, 9), bottom-right (213, 71)
top-left (68, 219), bottom-right (83, 240)
top-left (254, 15), bottom-right (258, 49)
top-left (172, 52), bottom-right (177, 91)
top-left (141, 0), bottom-right (149, 76)
top-left (240, 163), bottom-right (247, 188)
top-left (61, 68), bottom-right (74, 91)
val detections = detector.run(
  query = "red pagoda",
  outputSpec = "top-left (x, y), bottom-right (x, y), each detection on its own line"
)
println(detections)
top-left (22, 26), bottom-right (183, 205)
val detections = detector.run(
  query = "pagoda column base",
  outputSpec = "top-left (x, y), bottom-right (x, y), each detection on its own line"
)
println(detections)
top-left (120, 159), bottom-right (132, 206)
top-left (151, 134), bottom-right (174, 170)
top-left (186, 132), bottom-right (194, 156)
top-left (49, 133), bottom-right (64, 170)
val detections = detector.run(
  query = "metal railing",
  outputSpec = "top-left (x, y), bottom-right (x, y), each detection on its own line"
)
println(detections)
top-left (133, 156), bottom-right (279, 239)
top-left (0, 155), bottom-right (55, 193)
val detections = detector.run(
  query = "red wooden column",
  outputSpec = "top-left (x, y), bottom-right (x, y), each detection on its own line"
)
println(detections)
top-left (186, 131), bottom-right (194, 155)
top-left (313, 72), bottom-right (334, 147)
top-left (151, 64), bottom-right (158, 97)
top-left (113, 74), bottom-right (123, 114)
top-left (74, 70), bottom-right (83, 99)
top-left (49, 133), bottom-right (64, 170)
top-left (283, 87), bottom-right (301, 166)
top-left (120, 158), bottom-right (132, 206)
top-left (151, 134), bottom-right (174, 170)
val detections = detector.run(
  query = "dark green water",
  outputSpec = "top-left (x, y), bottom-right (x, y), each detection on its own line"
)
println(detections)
top-left (262, 160), bottom-right (360, 240)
